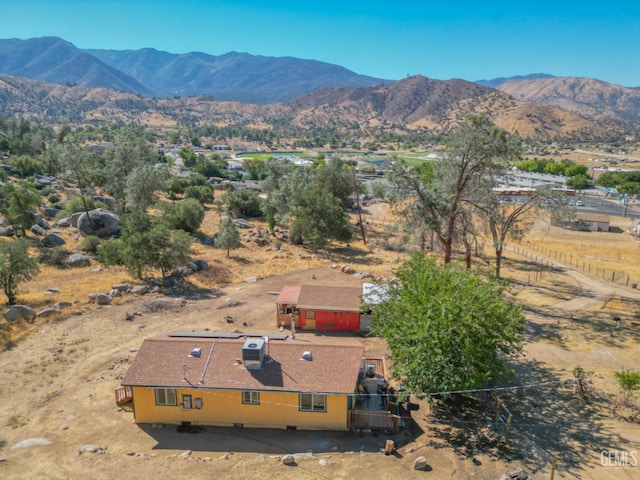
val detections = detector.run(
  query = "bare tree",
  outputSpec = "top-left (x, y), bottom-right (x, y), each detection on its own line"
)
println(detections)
top-left (388, 114), bottom-right (521, 265)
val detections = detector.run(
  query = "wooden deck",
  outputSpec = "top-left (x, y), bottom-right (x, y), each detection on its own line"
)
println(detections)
top-left (115, 386), bottom-right (132, 405)
top-left (348, 409), bottom-right (401, 432)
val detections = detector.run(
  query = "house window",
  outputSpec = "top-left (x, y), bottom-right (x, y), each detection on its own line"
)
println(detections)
top-left (299, 393), bottom-right (326, 412)
top-left (183, 394), bottom-right (192, 409)
top-left (155, 388), bottom-right (177, 406)
top-left (306, 310), bottom-right (315, 320)
top-left (242, 391), bottom-right (260, 405)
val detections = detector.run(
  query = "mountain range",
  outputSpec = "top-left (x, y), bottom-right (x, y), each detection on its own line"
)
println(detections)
top-left (0, 37), bottom-right (388, 103)
top-left (1, 36), bottom-right (640, 141)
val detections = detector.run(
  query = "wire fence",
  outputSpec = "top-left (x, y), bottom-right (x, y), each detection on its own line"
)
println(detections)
top-left (508, 243), bottom-right (639, 290)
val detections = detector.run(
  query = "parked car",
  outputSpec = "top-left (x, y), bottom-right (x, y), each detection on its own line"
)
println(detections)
top-left (576, 200), bottom-right (584, 206)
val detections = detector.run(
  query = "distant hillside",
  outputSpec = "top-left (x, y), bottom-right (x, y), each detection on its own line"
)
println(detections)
top-left (283, 75), bottom-right (629, 140)
top-left (0, 37), bottom-right (151, 95)
top-left (496, 76), bottom-right (640, 125)
top-left (476, 73), bottom-right (556, 89)
top-left (0, 74), bottom-right (631, 142)
top-left (86, 48), bottom-right (391, 104)
top-left (0, 37), bottom-right (390, 103)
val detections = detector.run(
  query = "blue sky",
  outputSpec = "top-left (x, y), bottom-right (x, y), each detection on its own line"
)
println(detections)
top-left (2, 0), bottom-right (639, 86)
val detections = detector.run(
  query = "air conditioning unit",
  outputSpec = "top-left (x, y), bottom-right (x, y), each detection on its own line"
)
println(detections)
top-left (242, 338), bottom-right (265, 370)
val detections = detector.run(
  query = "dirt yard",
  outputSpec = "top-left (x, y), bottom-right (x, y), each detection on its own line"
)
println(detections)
top-left (0, 208), bottom-right (639, 479)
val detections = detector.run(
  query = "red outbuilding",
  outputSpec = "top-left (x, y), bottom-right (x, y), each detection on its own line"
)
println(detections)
top-left (276, 285), bottom-right (370, 332)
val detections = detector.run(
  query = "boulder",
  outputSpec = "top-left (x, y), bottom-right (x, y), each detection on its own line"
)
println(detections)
top-left (56, 217), bottom-right (71, 228)
top-left (111, 283), bottom-right (131, 292)
top-left (53, 301), bottom-right (73, 310)
top-left (77, 209), bottom-right (120, 238)
top-left (66, 254), bottom-right (90, 267)
top-left (30, 224), bottom-right (46, 236)
top-left (34, 215), bottom-right (50, 230)
top-left (41, 234), bottom-right (66, 248)
top-left (70, 212), bottom-right (83, 227)
top-left (282, 454), bottom-right (296, 465)
top-left (33, 174), bottom-right (55, 188)
top-left (11, 438), bottom-right (52, 449)
top-left (354, 271), bottom-right (372, 279)
top-left (413, 456), bottom-right (428, 470)
top-left (92, 195), bottom-right (116, 209)
top-left (130, 285), bottom-right (150, 296)
top-left (4, 305), bottom-right (36, 323)
top-left (77, 444), bottom-right (107, 455)
top-left (233, 218), bottom-right (254, 229)
top-left (43, 207), bottom-right (62, 220)
top-left (95, 294), bottom-right (111, 305)
top-left (0, 226), bottom-right (13, 237)
top-left (192, 260), bottom-right (209, 271)
top-left (37, 308), bottom-right (59, 318)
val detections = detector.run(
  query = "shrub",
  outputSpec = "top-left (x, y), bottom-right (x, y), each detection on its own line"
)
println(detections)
top-left (8, 155), bottom-right (43, 177)
top-left (39, 249), bottom-right (68, 267)
top-left (160, 199), bottom-right (205, 233)
top-left (185, 185), bottom-right (214, 204)
top-left (63, 196), bottom-right (109, 215)
top-left (47, 192), bottom-right (61, 204)
top-left (222, 189), bottom-right (263, 218)
top-left (81, 235), bottom-right (101, 253)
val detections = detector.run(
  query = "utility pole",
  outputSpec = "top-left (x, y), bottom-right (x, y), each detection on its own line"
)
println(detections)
top-left (352, 165), bottom-right (366, 245)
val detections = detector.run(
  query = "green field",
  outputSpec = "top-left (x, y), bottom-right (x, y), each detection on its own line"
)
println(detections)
top-left (236, 152), bottom-right (310, 160)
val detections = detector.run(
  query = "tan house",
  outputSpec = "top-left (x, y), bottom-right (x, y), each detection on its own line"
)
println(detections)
top-left (117, 332), bottom-right (399, 432)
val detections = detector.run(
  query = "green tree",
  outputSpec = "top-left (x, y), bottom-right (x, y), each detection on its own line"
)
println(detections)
top-left (289, 187), bottom-right (352, 250)
top-left (48, 141), bottom-right (101, 229)
top-left (222, 189), bottom-right (263, 218)
top-left (184, 185), bottom-right (214, 204)
top-left (100, 212), bottom-right (192, 280)
top-left (104, 128), bottom-right (160, 212)
top-left (0, 239), bottom-right (39, 304)
top-left (0, 182), bottom-right (42, 237)
top-left (566, 173), bottom-right (591, 191)
top-left (124, 164), bottom-right (169, 212)
top-left (366, 253), bottom-right (525, 397)
top-left (615, 370), bottom-right (640, 401)
top-left (160, 198), bottom-right (205, 233)
top-left (178, 147), bottom-right (197, 168)
top-left (215, 216), bottom-right (241, 257)
top-left (242, 158), bottom-right (266, 180)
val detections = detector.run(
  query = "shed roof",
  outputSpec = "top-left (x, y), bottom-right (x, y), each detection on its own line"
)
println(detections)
top-left (577, 213), bottom-right (610, 223)
top-left (122, 334), bottom-right (364, 394)
top-left (275, 285), bottom-right (301, 304)
top-left (296, 285), bottom-right (363, 312)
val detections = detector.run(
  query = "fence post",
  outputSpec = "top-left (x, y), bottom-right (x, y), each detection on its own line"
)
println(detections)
top-left (550, 453), bottom-right (558, 480)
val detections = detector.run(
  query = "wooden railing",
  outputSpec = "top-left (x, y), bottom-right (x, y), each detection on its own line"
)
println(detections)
top-left (348, 410), bottom-right (401, 433)
top-left (115, 386), bottom-right (133, 405)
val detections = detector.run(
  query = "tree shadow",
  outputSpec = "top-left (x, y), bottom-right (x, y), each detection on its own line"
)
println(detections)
top-left (426, 359), bottom-right (629, 477)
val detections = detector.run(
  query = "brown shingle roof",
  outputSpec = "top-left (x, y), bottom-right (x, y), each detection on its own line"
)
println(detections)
top-left (295, 285), bottom-right (363, 312)
top-left (122, 334), bottom-right (364, 394)
top-left (275, 285), bottom-right (301, 304)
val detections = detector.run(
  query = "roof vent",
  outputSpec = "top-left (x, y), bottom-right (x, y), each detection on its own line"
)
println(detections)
top-left (189, 348), bottom-right (202, 358)
top-left (242, 338), bottom-right (265, 370)
top-left (302, 351), bottom-right (312, 361)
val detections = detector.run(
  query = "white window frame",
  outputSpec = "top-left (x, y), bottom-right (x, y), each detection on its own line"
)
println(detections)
top-left (299, 393), bottom-right (326, 412)
top-left (154, 388), bottom-right (177, 406)
top-left (242, 391), bottom-right (260, 405)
